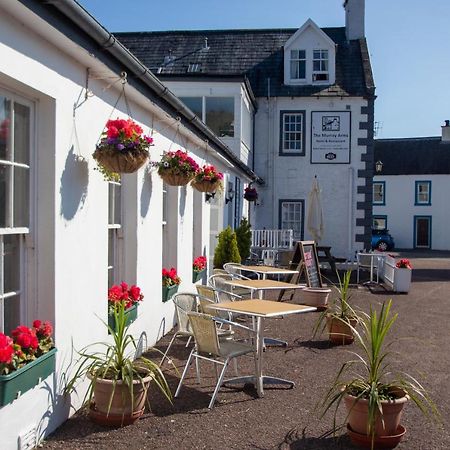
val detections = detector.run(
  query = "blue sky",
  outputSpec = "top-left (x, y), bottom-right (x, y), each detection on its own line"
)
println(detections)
top-left (78, 0), bottom-right (450, 138)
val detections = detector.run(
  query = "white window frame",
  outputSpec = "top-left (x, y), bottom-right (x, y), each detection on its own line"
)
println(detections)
top-left (290, 49), bottom-right (306, 81)
top-left (280, 111), bottom-right (305, 155)
top-left (108, 180), bottom-right (122, 287)
top-left (312, 49), bottom-right (329, 82)
top-left (0, 89), bottom-right (34, 333)
top-left (415, 181), bottom-right (431, 205)
top-left (279, 200), bottom-right (304, 240)
top-left (373, 181), bottom-right (385, 205)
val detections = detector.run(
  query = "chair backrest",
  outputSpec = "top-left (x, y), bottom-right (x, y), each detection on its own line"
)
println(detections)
top-left (223, 262), bottom-right (242, 275)
top-left (172, 293), bottom-right (199, 333)
top-left (188, 312), bottom-right (220, 356)
top-left (196, 285), bottom-right (217, 302)
top-left (207, 273), bottom-right (233, 288)
top-left (213, 268), bottom-right (228, 275)
top-left (357, 253), bottom-right (377, 270)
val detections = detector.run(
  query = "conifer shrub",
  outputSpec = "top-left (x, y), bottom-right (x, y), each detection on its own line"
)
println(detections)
top-left (235, 218), bottom-right (252, 262)
top-left (213, 226), bottom-right (241, 268)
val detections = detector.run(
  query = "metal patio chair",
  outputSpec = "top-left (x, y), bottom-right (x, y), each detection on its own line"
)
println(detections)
top-left (174, 312), bottom-right (256, 409)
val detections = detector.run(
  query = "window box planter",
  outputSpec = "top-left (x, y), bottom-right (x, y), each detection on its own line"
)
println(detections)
top-left (108, 304), bottom-right (138, 332)
top-left (0, 348), bottom-right (57, 406)
top-left (162, 284), bottom-right (179, 303)
top-left (382, 256), bottom-right (412, 293)
top-left (192, 269), bottom-right (206, 283)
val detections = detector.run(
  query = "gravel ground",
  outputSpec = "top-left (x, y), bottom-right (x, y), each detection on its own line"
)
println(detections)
top-left (43, 254), bottom-right (450, 449)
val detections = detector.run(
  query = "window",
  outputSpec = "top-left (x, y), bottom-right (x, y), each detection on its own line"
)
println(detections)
top-left (205, 97), bottom-right (234, 137)
top-left (0, 90), bottom-right (32, 333)
top-left (373, 216), bottom-right (387, 230)
top-left (290, 49), bottom-right (306, 80)
top-left (313, 49), bottom-right (329, 81)
top-left (179, 96), bottom-right (235, 138)
top-left (280, 111), bottom-right (305, 155)
top-left (279, 200), bottom-right (304, 240)
top-left (373, 181), bottom-right (385, 205)
top-left (415, 181), bottom-right (431, 205)
top-left (108, 180), bottom-right (122, 287)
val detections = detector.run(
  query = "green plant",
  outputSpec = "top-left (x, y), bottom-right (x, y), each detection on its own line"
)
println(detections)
top-left (235, 218), bottom-right (252, 262)
top-left (65, 301), bottom-right (172, 414)
top-left (321, 300), bottom-right (439, 447)
top-left (213, 226), bottom-right (241, 269)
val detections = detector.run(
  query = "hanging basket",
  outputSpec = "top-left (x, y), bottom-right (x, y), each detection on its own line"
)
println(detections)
top-left (159, 171), bottom-right (194, 186)
top-left (93, 148), bottom-right (149, 174)
top-left (191, 179), bottom-right (221, 193)
top-left (244, 191), bottom-right (258, 202)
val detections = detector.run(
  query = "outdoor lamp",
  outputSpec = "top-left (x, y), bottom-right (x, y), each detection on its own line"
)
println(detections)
top-left (375, 160), bottom-right (383, 173)
top-left (225, 186), bottom-right (235, 204)
top-left (205, 192), bottom-right (216, 202)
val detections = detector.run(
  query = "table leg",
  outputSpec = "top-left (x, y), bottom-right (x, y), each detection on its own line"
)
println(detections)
top-left (255, 316), bottom-right (263, 397)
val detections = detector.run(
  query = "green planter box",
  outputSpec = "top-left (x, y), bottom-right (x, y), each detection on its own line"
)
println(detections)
top-left (108, 304), bottom-right (138, 332)
top-left (192, 269), bottom-right (206, 283)
top-left (162, 284), bottom-right (179, 303)
top-left (0, 348), bottom-right (57, 406)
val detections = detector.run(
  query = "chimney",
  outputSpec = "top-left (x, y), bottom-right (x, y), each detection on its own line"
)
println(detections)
top-left (442, 120), bottom-right (450, 143)
top-left (344, 0), bottom-right (365, 40)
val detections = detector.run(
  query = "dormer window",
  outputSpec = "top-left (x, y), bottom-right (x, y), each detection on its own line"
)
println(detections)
top-left (290, 50), bottom-right (306, 80)
top-left (312, 50), bottom-right (329, 82)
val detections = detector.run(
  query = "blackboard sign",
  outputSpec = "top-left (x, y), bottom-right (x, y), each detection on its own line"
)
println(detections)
top-left (299, 241), bottom-right (322, 288)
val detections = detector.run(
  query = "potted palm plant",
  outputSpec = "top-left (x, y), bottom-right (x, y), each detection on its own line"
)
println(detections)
top-left (65, 301), bottom-right (172, 426)
top-left (321, 300), bottom-right (439, 449)
top-left (314, 270), bottom-right (359, 345)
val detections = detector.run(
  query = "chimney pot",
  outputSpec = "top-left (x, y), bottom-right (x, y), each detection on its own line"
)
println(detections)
top-left (442, 120), bottom-right (450, 143)
top-left (344, 0), bottom-right (365, 40)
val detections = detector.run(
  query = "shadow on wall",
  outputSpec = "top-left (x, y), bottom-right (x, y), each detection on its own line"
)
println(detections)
top-left (60, 145), bottom-right (89, 221)
top-left (179, 186), bottom-right (186, 219)
top-left (140, 168), bottom-right (153, 219)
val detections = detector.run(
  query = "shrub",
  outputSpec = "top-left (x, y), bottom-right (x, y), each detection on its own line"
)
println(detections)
top-left (235, 218), bottom-right (252, 262)
top-left (213, 226), bottom-right (241, 268)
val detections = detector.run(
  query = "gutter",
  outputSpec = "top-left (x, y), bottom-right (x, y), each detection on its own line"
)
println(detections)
top-left (39, 0), bottom-right (262, 183)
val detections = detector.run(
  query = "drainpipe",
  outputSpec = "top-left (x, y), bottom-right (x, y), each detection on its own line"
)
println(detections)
top-left (348, 167), bottom-right (355, 260)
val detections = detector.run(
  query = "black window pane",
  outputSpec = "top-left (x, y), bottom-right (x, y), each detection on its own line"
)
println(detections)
top-left (4, 234), bottom-right (20, 293)
top-left (205, 97), bottom-right (234, 137)
top-left (179, 97), bottom-right (202, 119)
top-left (4, 295), bottom-right (20, 335)
top-left (14, 102), bottom-right (30, 165)
top-left (13, 166), bottom-right (29, 227)
top-left (0, 97), bottom-right (11, 161)
top-left (0, 164), bottom-right (11, 227)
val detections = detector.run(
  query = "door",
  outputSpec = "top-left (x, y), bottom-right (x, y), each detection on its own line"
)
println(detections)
top-left (414, 216), bottom-right (431, 248)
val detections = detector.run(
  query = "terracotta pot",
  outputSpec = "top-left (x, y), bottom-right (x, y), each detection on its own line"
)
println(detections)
top-left (301, 287), bottom-right (331, 310)
top-left (326, 315), bottom-right (357, 345)
top-left (89, 373), bottom-right (152, 417)
top-left (347, 424), bottom-right (406, 449)
top-left (191, 179), bottom-right (221, 193)
top-left (89, 403), bottom-right (144, 427)
top-left (93, 148), bottom-right (148, 174)
top-left (344, 392), bottom-right (408, 437)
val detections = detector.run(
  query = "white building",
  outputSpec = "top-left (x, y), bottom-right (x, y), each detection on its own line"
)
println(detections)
top-left (117, 0), bottom-right (376, 259)
top-left (373, 122), bottom-right (450, 250)
top-left (0, 1), bottom-right (258, 448)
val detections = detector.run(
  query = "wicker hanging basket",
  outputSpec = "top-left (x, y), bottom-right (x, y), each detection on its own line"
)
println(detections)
top-left (93, 148), bottom-right (149, 174)
top-left (191, 179), bottom-right (221, 193)
top-left (159, 171), bottom-right (194, 186)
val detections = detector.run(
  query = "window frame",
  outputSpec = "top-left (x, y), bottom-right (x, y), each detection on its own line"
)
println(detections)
top-left (373, 181), bottom-right (386, 206)
top-left (279, 110), bottom-right (306, 156)
top-left (278, 199), bottom-right (305, 240)
top-left (373, 215), bottom-right (387, 230)
top-left (312, 49), bottom-right (329, 82)
top-left (289, 49), bottom-right (306, 82)
top-left (0, 89), bottom-right (34, 333)
top-left (415, 180), bottom-right (431, 206)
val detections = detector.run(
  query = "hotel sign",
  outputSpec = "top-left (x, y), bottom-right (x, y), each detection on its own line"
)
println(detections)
top-left (311, 111), bottom-right (351, 163)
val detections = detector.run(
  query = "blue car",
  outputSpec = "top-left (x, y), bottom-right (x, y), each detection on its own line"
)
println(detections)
top-left (371, 229), bottom-right (395, 252)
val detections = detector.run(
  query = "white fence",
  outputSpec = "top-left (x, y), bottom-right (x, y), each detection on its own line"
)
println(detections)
top-left (251, 229), bottom-right (294, 250)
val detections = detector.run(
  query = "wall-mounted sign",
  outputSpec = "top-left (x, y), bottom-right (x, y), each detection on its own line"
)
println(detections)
top-left (311, 111), bottom-right (351, 164)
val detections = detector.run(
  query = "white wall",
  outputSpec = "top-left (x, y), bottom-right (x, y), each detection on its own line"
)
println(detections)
top-left (254, 96), bottom-right (368, 259)
top-left (0, 4), bottom-right (248, 448)
top-left (373, 174), bottom-right (450, 250)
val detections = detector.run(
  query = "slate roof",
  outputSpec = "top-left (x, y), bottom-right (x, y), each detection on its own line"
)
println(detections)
top-left (374, 137), bottom-right (450, 175)
top-left (115, 28), bottom-right (375, 98)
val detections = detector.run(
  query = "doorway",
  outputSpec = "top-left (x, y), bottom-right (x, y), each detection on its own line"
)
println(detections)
top-left (414, 216), bottom-right (431, 248)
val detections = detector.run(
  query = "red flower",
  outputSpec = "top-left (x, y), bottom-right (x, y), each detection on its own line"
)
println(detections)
top-left (0, 333), bottom-right (14, 364)
top-left (396, 258), bottom-right (412, 269)
top-left (33, 320), bottom-right (42, 329)
top-left (130, 285), bottom-right (143, 301)
top-left (193, 256), bottom-right (207, 271)
top-left (11, 326), bottom-right (38, 351)
top-left (108, 282), bottom-right (144, 309)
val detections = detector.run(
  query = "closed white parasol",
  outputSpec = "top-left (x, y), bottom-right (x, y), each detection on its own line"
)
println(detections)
top-left (307, 176), bottom-right (324, 242)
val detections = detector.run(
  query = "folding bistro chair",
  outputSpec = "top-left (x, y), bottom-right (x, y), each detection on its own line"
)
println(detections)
top-left (175, 312), bottom-right (256, 409)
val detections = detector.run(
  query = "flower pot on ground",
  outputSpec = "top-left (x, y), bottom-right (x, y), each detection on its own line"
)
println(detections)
top-left (191, 165), bottom-right (223, 193)
top-left (107, 282), bottom-right (143, 332)
top-left (321, 300), bottom-right (439, 449)
top-left (394, 259), bottom-right (412, 293)
top-left (65, 301), bottom-right (172, 426)
top-left (0, 320), bottom-right (55, 406)
top-left (192, 256), bottom-right (207, 283)
top-left (156, 149), bottom-right (199, 186)
top-left (301, 287), bottom-right (331, 310)
top-left (93, 118), bottom-right (152, 177)
top-left (313, 270), bottom-right (359, 345)
top-left (162, 267), bottom-right (181, 302)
